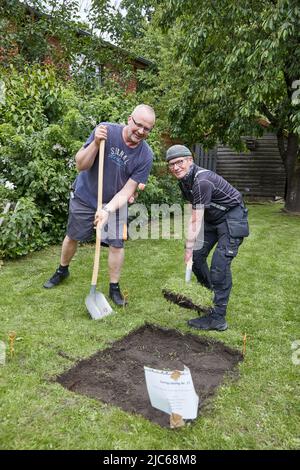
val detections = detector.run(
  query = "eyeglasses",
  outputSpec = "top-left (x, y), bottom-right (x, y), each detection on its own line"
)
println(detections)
top-left (131, 116), bottom-right (153, 133)
top-left (168, 159), bottom-right (188, 169)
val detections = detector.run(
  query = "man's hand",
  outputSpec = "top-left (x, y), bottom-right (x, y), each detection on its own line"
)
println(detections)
top-left (128, 183), bottom-right (146, 204)
top-left (184, 247), bottom-right (193, 264)
top-left (94, 125), bottom-right (108, 146)
top-left (94, 208), bottom-right (109, 237)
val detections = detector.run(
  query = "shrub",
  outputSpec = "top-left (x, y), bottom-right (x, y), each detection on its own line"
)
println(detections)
top-left (0, 65), bottom-right (63, 134)
top-left (137, 173), bottom-right (183, 213)
top-left (0, 197), bottom-right (48, 258)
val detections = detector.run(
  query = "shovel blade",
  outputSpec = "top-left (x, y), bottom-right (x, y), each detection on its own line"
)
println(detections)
top-left (85, 291), bottom-right (113, 320)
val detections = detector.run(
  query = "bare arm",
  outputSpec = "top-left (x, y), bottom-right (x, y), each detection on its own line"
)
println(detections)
top-left (185, 205), bottom-right (204, 263)
top-left (75, 125), bottom-right (107, 172)
top-left (94, 178), bottom-right (139, 229)
top-left (104, 178), bottom-right (138, 213)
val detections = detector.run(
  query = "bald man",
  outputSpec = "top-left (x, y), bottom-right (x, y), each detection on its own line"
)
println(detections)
top-left (44, 104), bottom-right (155, 306)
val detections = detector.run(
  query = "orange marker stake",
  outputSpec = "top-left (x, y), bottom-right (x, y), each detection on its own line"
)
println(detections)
top-left (123, 223), bottom-right (127, 241)
top-left (243, 333), bottom-right (247, 356)
top-left (8, 331), bottom-right (16, 359)
top-left (123, 290), bottom-right (129, 310)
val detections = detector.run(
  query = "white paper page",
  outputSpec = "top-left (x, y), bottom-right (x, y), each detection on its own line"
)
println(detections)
top-left (144, 366), bottom-right (199, 419)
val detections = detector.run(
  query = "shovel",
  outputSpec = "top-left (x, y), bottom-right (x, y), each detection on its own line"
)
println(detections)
top-left (185, 258), bottom-right (193, 283)
top-left (85, 140), bottom-right (113, 320)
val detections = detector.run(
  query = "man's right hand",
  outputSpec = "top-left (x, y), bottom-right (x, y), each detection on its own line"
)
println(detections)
top-left (184, 248), bottom-right (193, 264)
top-left (94, 125), bottom-right (108, 146)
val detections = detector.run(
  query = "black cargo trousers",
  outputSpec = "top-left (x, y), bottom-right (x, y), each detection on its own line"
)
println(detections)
top-left (192, 204), bottom-right (249, 318)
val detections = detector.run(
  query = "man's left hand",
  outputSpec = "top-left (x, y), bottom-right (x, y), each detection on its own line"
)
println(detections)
top-left (128, 183), bottom-right (146, 204)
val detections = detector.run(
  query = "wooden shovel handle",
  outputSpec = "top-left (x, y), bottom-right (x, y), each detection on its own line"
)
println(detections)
top-left (92, 140), bottom-right (105, 286)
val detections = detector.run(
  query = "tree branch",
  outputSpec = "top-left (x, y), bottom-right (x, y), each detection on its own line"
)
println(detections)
top-left (260, 103), bottom-right (278, 127)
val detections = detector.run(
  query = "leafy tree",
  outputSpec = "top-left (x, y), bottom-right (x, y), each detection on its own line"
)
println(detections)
top-left (116, 0), bottom-right (300, 213)
top-left (149, 0), bottom-right (300, 214)
top-left (90, 0), bottom-right (157, 44)
top-left (0, 0), bottom-right (128, 82)
top-left (0, 0), bottom-right (81, 67)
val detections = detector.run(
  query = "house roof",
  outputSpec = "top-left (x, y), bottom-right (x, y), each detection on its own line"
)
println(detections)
top-left (22, 1), bottom-right (154, 68)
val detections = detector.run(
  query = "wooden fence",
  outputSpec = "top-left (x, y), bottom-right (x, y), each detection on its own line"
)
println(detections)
top-left (192, 133), bottom-right (286, 199)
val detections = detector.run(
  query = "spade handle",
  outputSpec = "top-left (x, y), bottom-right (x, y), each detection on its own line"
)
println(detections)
top-left (92, 140), bottom-right (105, 286)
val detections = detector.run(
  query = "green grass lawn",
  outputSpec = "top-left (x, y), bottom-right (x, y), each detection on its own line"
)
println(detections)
top-left (0, 203), bottom-right (299, 450)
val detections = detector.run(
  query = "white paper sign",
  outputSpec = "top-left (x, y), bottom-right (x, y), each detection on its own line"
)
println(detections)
top-left (144, 366), bottom-right (199, 419)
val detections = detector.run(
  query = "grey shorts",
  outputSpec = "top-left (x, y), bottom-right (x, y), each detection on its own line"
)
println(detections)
top-left (66, 195), bottom-right (127, 248)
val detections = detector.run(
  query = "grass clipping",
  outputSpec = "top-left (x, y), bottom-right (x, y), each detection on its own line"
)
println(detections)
top-left (162, 277), bottom-right (213, 314)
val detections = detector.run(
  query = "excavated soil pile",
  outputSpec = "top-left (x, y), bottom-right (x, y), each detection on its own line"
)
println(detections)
top-left (162, 288), bottom-right (211, 314)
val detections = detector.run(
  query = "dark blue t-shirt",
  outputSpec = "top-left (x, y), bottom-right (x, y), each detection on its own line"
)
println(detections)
top-left (73, 123), bottom-right (153, 209)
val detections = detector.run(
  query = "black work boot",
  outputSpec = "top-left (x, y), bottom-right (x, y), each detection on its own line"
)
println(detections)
top-left (109, 283), bottom-right (127, 307)
top-left (188, 313), bottom-right (228, 331)
top-left (43, 266), bottom-right (69, 289)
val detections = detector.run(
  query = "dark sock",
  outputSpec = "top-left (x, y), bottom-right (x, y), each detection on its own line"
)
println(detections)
top-left (110, 282), bottom-right (119, 290)
top-left (59, 264), bottom-right (69, 273)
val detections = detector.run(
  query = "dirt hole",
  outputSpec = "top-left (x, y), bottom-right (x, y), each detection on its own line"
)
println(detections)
top-left (57, 324), bottom-right (243, 427)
